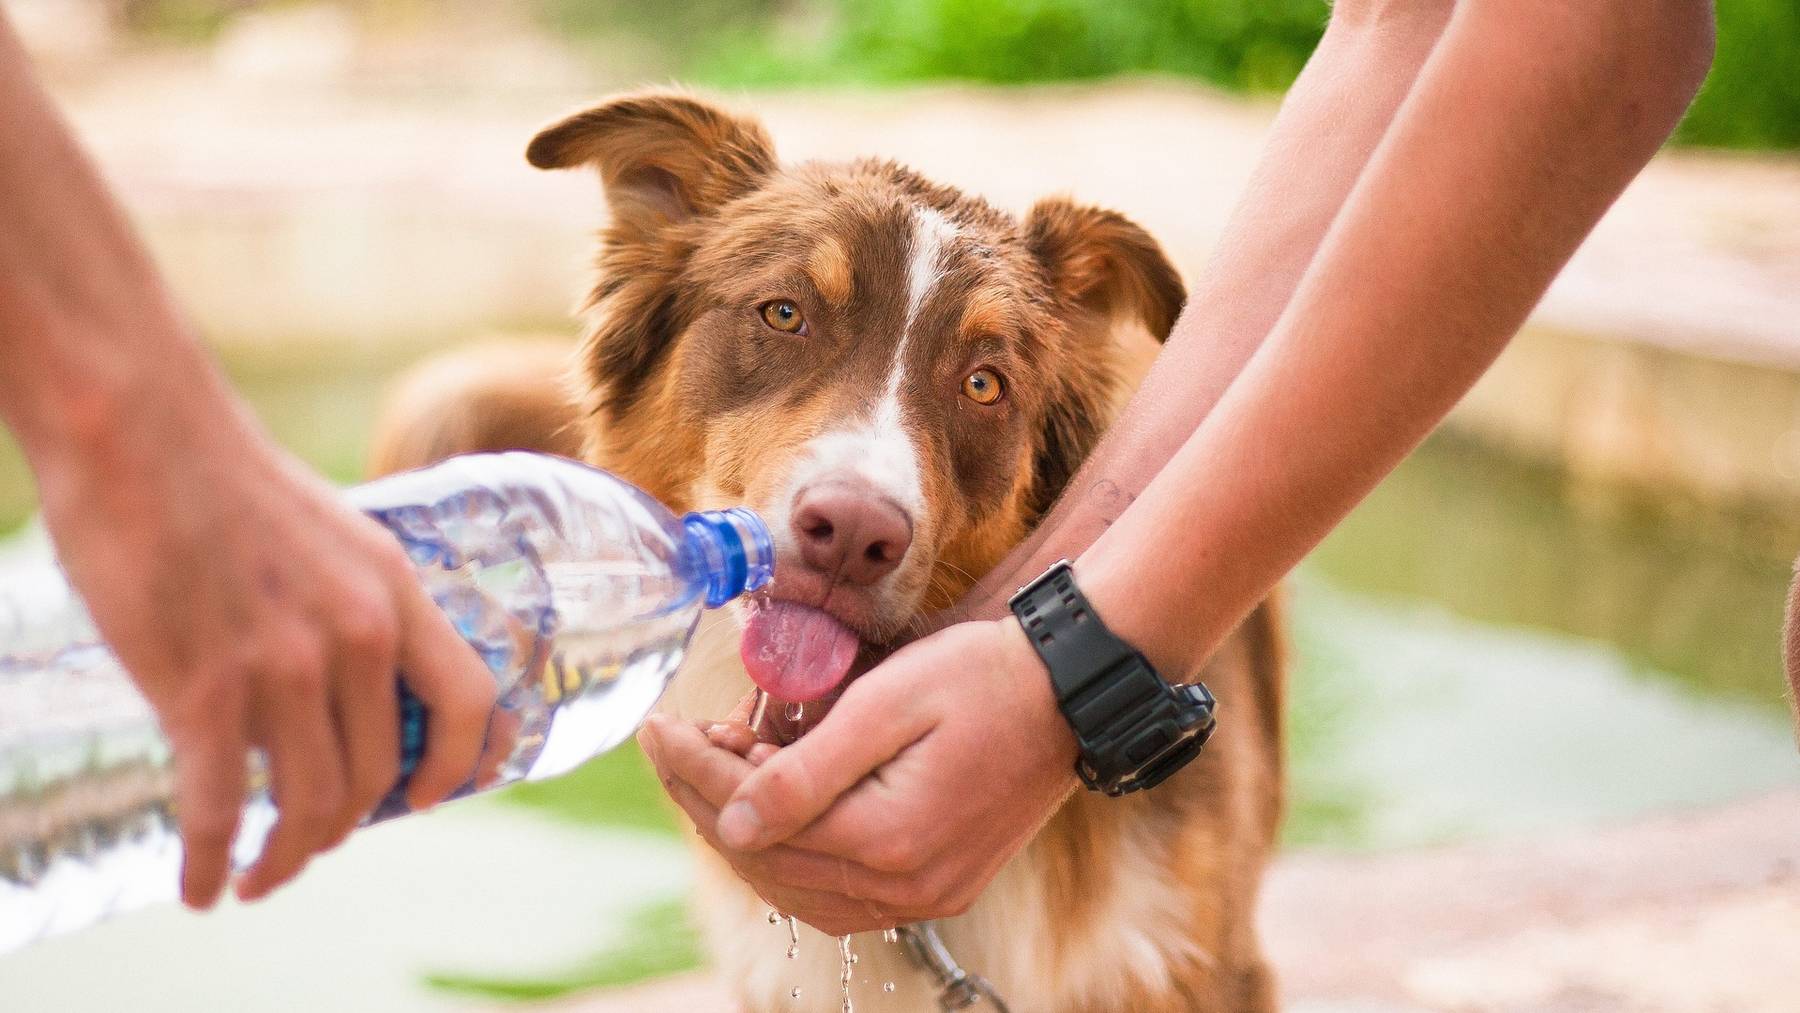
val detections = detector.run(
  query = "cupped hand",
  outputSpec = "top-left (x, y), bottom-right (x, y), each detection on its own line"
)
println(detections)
top-left (639, 616), bottom-right (1077, 936)
top-left (36, 395), bottom-right (500, 908)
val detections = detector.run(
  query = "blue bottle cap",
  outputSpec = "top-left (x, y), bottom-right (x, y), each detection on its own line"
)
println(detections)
top-left (682, 508), bottom-right (775, 608)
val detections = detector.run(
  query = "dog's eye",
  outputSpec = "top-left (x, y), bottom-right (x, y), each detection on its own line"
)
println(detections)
top-left (758, 300), bottom-right (807, 335)
top-left (962, 368), bottom-right (1004, 406)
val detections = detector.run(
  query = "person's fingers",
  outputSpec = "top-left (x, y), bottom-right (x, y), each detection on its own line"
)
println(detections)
top-left (726, 690), bottom-right (758, 725)
top-left (717, 678), bottom-right (930, 851)
top-left (661, 777), bottom-right (899, 933)
top-left (651, 713), bottom-right (904, 862)
top-left (393, 582), bottom-right (499, 811)
top-left (660, 762), bottom-right (715, 830)
top-left (170, 719), bottom-right (249, 910)
top-left (704, 719), bottom-right (759, 756)
top-left (637, 723), bottom-right (666, 775)
top-left (746, 742), bottom-right (779, 766)
top-left (653, 720), bottom-right (914, 893)
top-left (758, 885), bottom-right (892, 938)
top-left (474, 707), bottom-right (521, 789)
top-left (238, 684), bottom-right (346, 902)
top-left (325, 618), bottom-right (400, 845)
top-left (648, 715), bottom-right (756, 808)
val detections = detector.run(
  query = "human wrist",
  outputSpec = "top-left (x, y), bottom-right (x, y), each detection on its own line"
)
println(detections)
top-left (993, 615), bottom-right (1080, 770)
top-left (1069, 550), bottom-right (1205, 685)
top-left (0, 205), bottom-right (219, 480)
top-left (1004, 559), bottom-right (1223, 796)
top-left (17, 337), bottom-right (256, 513)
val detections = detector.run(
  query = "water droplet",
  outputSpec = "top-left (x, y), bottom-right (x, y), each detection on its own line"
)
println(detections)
top-left (883, 982), bottom-right (896, 993)
top-left (785, 914), bottom-right (800, 959)
top-left (786, 943), bottom-right (799, 959)
top-left (790, 986), bottom-right (802, 999)
top-left (849, 953), bottom-right (859, 964)
top-left (767, 909), bottom-right (780, 924)
top-left (785, 700), bottom-right (805, 722)
top-left (838, 934), bottom-right (856, 1013)
top-left (881, 927), bottom-right (898, 944)
top-left (750, 689), bottom-right (771, 735)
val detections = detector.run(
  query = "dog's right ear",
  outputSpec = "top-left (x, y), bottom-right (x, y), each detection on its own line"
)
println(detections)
top-left (526, 91), bottom-right (777, 233)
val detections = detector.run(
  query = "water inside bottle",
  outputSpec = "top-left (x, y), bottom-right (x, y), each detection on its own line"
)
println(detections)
top-left (371, 492), bottom-right (699, 786)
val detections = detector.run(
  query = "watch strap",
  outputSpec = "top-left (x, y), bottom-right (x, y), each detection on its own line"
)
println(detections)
top-left (1009, 559), bottom-right (1217, 795)
top-left (1010, 560), bottom-right (1161, 716)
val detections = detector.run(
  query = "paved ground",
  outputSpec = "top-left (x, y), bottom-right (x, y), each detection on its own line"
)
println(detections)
top-left (538, 790), bottom-right (1800, 1012)
top-left (1264, 789), bottom-right (1800, 1012)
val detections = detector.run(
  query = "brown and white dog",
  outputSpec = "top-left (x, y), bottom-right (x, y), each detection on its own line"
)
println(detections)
top-left (369, 91), bottom-right (1285, 1013)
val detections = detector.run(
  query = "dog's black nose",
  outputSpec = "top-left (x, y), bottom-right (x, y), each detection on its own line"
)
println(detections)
top-left (790, 482), bottom-right (913, 586)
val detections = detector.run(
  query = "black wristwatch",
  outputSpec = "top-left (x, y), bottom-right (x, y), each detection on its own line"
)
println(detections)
top-left (1008, 559), bottom-right (1216, 796)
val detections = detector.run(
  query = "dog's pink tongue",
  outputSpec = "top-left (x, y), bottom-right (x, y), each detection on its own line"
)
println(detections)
top-left (740, 600), bottom-right (859, 703)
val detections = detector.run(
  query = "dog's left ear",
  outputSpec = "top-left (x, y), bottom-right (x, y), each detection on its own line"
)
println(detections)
top-left (1022, 198), bottom-right (1185, 516)
top-left (525, 92), bottom-right (777, 436)
top-left (526, 91), bottom-right (777, 234)
top-left (1023, 197), bottom-right (1186, 343)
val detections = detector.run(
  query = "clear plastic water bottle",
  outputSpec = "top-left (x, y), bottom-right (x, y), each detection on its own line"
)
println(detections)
top-left (0, 452), bottom-right (772, 954)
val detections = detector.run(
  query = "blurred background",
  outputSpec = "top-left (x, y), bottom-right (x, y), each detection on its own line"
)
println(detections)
top-left (1, 1), bottom-right (1796, 1011)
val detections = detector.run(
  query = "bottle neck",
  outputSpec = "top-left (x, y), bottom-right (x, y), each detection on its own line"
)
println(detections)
top-left (681, 508), bottom-right (775, 609)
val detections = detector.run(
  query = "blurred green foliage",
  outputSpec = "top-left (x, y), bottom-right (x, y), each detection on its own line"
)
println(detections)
top-left (110, 0), bottom-right (1799, 150)
top-left (628, 0), bottom-right (1798, 151)
top-left (110, 0), bottom-right (253, 43)
top-left (703, 0), bottom-right (1326, 93)
top-left (488, 741), bottom-right (680, 836)
top-left (424, 898), bottom-right (701, 1000)
top-left (1676, 0), bottom-right (1800, 149)
top-left (0, 432), bottom-right (30, 538)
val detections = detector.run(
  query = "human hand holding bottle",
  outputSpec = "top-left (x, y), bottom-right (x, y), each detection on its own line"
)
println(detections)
top-left (0, 12), bottom-right (499, 908)
top-left (31, 394), bottom-right (502, 906)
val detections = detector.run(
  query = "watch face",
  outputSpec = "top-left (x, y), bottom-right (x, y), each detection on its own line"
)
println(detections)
top-left (1091, 687), bottom-right (1216, 796)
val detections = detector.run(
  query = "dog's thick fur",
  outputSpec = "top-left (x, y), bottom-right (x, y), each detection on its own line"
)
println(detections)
top-left (369, 92), bottom-right (1285, 1013)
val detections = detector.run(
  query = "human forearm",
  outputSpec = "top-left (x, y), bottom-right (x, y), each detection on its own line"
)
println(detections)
top-left (0, 15), bottom-right (230, 474)
top-left (0, 13), bottom-right (501, 905)
top-left (1079, 0), bottom-right (1716, 681)
top-left (955, 2), bottom-right (1454, 618)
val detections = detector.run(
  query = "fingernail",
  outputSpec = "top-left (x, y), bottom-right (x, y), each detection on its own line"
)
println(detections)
top-left (718, 800), bottom-right (763, 849)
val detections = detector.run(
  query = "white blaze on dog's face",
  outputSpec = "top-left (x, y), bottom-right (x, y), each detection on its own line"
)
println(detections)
top-left (528, 92), bottom-right (1185, 708)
